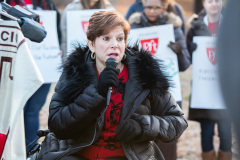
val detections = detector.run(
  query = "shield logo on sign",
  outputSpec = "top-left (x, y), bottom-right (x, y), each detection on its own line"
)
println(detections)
top-left (140, 38), bottom-right (159, 55)
top-left (206, 48), bottom-right (216, 65)
top-left (81, 21), bottom-right (89, 34)
top-left (0, 130), bottom-right (9, 157)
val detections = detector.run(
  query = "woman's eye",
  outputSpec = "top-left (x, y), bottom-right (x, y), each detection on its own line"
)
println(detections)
top-left (103, 37), bottom-right (109, 41)
top-left (117, 37), bottom-right (124, 41)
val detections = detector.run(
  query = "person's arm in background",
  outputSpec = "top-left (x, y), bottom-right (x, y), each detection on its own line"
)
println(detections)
top-left (174, 4), bottom-right (185, 34)
top-left (45, 0), bottom-right (62, 46)
top-left (172, 27), bottom-right (191, 71)
top-left (49, 2), bottom-right (62, 45)
top-left (186, 27), bottom-right (197, 63)
top-left (60, 8), bottom-right (68, 60)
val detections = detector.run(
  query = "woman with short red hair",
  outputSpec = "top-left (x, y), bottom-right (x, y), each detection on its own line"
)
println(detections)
top-left (38, 10), bottom-right (187, 160)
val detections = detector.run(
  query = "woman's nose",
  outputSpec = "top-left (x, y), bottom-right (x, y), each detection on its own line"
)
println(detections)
top-left (111, 39), bottom-right (118, 48)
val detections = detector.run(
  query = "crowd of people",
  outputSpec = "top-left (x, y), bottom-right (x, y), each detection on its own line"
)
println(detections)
top-left (8, 0), bottom-right (232, 159)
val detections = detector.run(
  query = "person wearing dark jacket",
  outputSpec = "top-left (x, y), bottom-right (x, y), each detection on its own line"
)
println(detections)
top-left (128, 0), bottom-right (190, 159)
top-left (37, 10), bottom-right (188, 160)
top-left (129, 0), bottom-right (190, 72)
top-left (126, 0), bottom-right (186, 33)
top-left (187, 0), bottom-right (232, 159)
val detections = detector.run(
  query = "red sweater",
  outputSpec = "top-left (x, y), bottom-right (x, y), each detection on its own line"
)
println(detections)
top-left (208, 21), bottom-right (219, 36)
top-left (78, 65), bottom-right (128, 160)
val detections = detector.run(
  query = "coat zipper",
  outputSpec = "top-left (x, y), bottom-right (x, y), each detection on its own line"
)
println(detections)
top-left (122, 90), bottom-right (149, 160)
top-left (125, 90), bottom-right (149, 119)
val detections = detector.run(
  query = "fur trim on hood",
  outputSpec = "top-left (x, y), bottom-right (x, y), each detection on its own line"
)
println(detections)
top-left (166, 12), bottom-right (182, 28)
top-left (128, 11), bottom-right (182, 28)
top-left (59, 45), bottom-right (170, 101)
top-left (128, 12), bottom-right (141, 24)
top-left (186, 13), bottom-right (198, 28)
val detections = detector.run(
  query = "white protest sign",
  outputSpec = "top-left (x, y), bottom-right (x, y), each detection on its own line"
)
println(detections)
top-left (26, 10), bottom-right (61, 83)
top-left (190, 36), bottom-right (225, 109)
top-left (128, 25), bottom-right (182, 101)
top-left (67, 9), bottom-right (113, 53)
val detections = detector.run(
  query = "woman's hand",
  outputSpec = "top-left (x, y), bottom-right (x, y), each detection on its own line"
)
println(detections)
top-left (115, 119), bottom-right (143, 143)
top-left (189, 42), bottom-right (197, 53)
top-left (97, 66), bottom-right (120, 97)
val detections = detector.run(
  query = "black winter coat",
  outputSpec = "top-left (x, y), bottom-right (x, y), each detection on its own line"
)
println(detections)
top-left (42, 46), bottom-right (188, 160)
top-left (187, 15), bottom-right (229, 121)
top-left (129, 12), bottom-right (190, 72)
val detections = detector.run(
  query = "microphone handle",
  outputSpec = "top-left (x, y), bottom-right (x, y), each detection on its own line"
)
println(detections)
top-left (105, 58), bottom-right (117, 107)
top-left (106, 86), bottom-right (112, 107)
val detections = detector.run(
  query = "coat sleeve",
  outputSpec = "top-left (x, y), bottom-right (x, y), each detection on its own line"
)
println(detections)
top-left (186, 27), bottom-right (195, 63)
top-left (48, 75), bottom-right (106, 139)
top-left (174, 27), bottom-right (191, 71)
top-left (132, 92), bottom-right (188, 143)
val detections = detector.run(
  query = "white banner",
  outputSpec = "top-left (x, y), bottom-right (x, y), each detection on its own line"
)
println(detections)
top-left (67, 9), bottom-right (113, 53)
top-left (0, 21), bottom-right (43, 160)
top-left (190, 36), bottom-right (225, 109)
top-left (26, 10), bottom-right (61, 83)
top-left (128, 25), bottom-right (182, 101)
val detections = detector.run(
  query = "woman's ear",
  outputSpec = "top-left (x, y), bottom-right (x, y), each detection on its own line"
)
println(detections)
top-left (88, 40), bottom-right (95, 53)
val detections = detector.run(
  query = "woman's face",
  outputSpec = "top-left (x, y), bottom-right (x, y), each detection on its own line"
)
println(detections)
top-left (88, 26), bottom-right (126, 68)
top-left (144, 0), bottom-right (166, 23)
top-left (203, 0), bottom-right (223, 17)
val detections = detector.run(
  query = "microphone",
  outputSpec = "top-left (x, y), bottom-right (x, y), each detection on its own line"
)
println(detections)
top-left (105, 58), bottom-right (117, 106)
top-left (18, 17), bottom-right (47, 43)
top-left (36, 129), bottom-right (50, 137)
top-left (0, 2), bottom-right (47, 43)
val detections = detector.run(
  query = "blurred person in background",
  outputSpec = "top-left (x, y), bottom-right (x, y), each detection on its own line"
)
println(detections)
top-left (187, 0), bottom-right (232, 159)
top-left (125, 0), bottom-right (144, 20)
top-left (37, 10), bottom-right (188, 160)
top-left (60, 0), bottom-right (113, 61)
top-left (126, 0), bottom-right (186, 33)
top-left (6, 0), bottom-right (61, 155)
top-left (128, 0), bottom-right (190, 159)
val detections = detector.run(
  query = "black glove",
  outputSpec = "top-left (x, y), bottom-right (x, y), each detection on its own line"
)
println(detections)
top-left (37, 132), bottom-right (60, 159)
top-left (189, 42), bottom-right (197, 53)
top-left (97, 66), bottom-right (120, 97)
top-left (168, 41), bottom-right (183, 55)
top-left (115, 119), bottom-right (143, 142)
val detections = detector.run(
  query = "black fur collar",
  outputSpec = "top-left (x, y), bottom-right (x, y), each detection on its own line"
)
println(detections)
top-left (59, 45), bottom-right (170, 101)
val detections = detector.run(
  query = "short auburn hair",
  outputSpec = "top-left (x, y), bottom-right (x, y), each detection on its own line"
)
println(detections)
top-left (87, 10), bottom-right (130, 43)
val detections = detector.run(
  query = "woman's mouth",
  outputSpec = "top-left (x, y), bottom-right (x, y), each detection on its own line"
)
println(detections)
top-left (108, 53), bottom-right (119, 58)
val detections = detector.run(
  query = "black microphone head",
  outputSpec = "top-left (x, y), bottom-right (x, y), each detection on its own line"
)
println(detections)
top-left (105, 58), bottom-right (117, 68)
